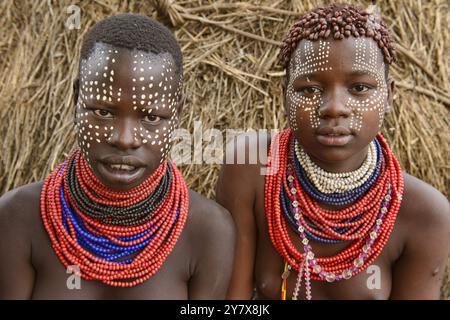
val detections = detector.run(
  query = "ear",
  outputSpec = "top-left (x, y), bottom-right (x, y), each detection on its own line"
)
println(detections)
top-left (73, 78), bottom-right (80, 125)
top-left (385, 78), bottom-right (395, 114)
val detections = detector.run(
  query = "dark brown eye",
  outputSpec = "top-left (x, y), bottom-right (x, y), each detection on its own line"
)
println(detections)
top-left (143, 115), bottom-right (161, 124)
top-left (301, 86), bottom-right (322, 95)
top-left (352, 84), bottom-right (371, 93)
top-left (93, 109), bottom-right (113, 118)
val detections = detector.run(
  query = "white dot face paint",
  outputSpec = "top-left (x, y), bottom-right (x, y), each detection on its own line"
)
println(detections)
top-left (347, 38), bottom-right (388, 132)
top-left (75, 43), bottom-right (182, 174)
top-left (77, 45), bottom-right (120, 164)
top-left (286, 38), bottom-right (388, 134)
top-left (127, 53), bottom-right (180, 164)
top-left (287, 39), bottom-right (331, 131)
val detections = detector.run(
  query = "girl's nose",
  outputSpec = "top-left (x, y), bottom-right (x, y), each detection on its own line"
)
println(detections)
top-left (318, 90), bottom-right (352, 119)
top-left (108, 118), bottom-right (141, 150)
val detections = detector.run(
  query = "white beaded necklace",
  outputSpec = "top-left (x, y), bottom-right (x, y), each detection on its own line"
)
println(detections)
top-left (294, 140), bottom-right (378, 194)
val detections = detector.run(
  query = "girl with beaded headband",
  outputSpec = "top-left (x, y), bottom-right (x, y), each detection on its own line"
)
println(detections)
top-left (216, 3), bottom-right (450, 300)
top-left (0, 14), bottom-right (235, 299)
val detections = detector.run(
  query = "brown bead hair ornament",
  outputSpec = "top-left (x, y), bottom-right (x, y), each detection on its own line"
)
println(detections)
top-left (279, 3), bottom-right (396, 68)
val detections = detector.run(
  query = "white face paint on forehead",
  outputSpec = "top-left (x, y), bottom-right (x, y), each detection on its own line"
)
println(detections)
top-left (287, 40), bottom-right (331, 131)
top-left (347, 38), bottom-right (388, 132)
top-left (75, 44), bottom-right (182, 166)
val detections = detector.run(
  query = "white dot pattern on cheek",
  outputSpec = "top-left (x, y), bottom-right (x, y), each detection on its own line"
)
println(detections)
top-left (75, 101), bottom-right (116, 164)
top-left (77, 49), bottom-right (122, 162)
top-left (347, 38), bottom-right (388, 132)
top-left (127, 54), bottom-right (181, 164)
top-left (287, 40), bottom-right (331, 130)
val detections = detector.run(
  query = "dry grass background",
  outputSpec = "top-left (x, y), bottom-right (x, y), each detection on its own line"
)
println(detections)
top-left (0, 0), bottom-right (448, 298)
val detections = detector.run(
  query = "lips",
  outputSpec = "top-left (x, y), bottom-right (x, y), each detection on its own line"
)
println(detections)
top-left (317, 126), bottom-right (351, 136)
top-left (316, 126), bottom-right (353, 146)
top-left (97, 155), bottom-right (147, 187)
top-left (109, 164), bottom-right (136, 171)
top-left (100, 155), bottom-right (146, 168)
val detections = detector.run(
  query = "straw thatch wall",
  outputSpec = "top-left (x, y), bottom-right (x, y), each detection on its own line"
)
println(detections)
top-left (0, 0), bottom-right (448, 298)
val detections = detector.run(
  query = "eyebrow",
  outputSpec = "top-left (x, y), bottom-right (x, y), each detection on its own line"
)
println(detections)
top-left (292, 69), bottom-right (376, 81)
top-left (347, 70), bottom-right (375, 77)
top-left (83, 98), bottom-right (116, 109)
top-left (292, 73), bottom-right (317, 81)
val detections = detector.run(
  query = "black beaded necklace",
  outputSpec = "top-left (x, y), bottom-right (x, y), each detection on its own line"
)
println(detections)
top-left (65, 155), bottom-right (173, 226)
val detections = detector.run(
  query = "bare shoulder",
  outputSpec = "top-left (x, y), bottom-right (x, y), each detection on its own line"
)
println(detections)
top-left (0, 181), bottom-right (43, 231)
top-left (0, 182), bottom-right (43, 298)
top-left (216, 130), bottom-right (273, 198)
top-left (185, 189), bottom-right (236, 248)
top-left (400, 172), bottom-right (450, 236)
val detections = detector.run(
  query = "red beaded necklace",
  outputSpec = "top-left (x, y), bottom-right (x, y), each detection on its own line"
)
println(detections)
top-left (40, 149), bottom-right (189, 287)
top-left (265, 129), bottom-right (404, 298)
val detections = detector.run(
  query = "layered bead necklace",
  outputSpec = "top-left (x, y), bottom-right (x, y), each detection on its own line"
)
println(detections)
top-left (265, 129), bottom-right (403, 300)
top-left (40, 149), bottom-right (189, 287)
top-left (295, 139), bottom-right (380, 196)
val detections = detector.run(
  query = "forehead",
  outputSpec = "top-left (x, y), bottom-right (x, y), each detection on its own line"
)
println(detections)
top-left (80, 42), bottom-right (178, 91)
top-left (290, 37), bottom-right (385, 73)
